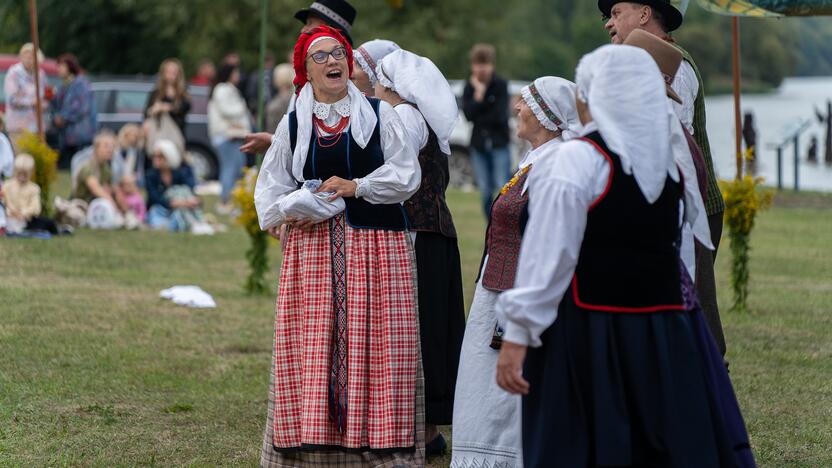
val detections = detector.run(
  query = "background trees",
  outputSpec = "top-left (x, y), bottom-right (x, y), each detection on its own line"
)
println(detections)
top-left (1, 0), bottom-right (830, 93)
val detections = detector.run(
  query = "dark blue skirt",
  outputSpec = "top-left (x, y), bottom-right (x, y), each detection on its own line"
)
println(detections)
top-left (521, 272), bottom-right (755, 468)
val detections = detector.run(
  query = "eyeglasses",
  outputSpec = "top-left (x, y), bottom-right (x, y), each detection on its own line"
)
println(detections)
top-left (308, 47), bottom-right (347, 64)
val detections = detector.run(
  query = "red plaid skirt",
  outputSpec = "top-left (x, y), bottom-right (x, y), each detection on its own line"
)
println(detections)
top-left (272, 216), bottom-right (418, 451)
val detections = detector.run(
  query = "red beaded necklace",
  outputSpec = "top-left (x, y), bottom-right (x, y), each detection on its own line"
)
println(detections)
top-left (313, 115), bottom-right (350, 148)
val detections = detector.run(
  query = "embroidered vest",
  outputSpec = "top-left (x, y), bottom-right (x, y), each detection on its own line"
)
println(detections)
top-left (674, 43), bottom-right (725, 216)
top-left (289, 97), bottom-right (409, 231)
top-left (572, 131), bottom-right (684, 312)
top-left (402, 108), bottom-right (457, 238)
top-left (479, 168), bottom-right (530, 292)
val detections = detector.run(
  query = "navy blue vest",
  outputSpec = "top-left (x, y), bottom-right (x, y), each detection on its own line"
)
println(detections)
top-left (289, 97), bottom-right (409, 231)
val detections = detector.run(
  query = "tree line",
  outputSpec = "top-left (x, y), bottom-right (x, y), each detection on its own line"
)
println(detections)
top-left (1, 0), bottom-right (830, 93)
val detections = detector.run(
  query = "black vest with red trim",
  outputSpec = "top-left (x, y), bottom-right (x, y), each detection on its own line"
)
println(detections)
top-left (478, 168), bottom-right (530, 292)
top-left (402, 106), bottom-right (457, 238)
top-left (289, 97), bottom-right (409, 231)
top-left (572, 131), bottom-right (684, 312)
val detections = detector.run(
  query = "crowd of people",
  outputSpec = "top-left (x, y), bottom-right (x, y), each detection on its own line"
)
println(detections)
top-left (1, 0), bottom-right (760, 466)
top-left (247, 0), bottom-right (755, 467)
top-left (0, 39), bottom-right (305, 236)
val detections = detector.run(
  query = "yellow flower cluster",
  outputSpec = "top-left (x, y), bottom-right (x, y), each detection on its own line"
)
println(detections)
top-left (231, 167), bottom-right (262, 237)
top-left (720, 176), bottom-right (773, 236)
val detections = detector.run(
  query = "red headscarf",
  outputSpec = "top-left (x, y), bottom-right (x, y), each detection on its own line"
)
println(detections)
top-left (292, 25), bottom-right (354, 94)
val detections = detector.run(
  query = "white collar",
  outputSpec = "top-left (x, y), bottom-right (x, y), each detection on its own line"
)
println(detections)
top-left (519, 136), bottom-right (563, 169)
top-left (313, 94), bottom-right (352, 120)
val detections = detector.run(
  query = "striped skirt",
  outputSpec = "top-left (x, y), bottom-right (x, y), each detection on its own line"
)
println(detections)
top-left (261, 215), bottom-right (424, 466)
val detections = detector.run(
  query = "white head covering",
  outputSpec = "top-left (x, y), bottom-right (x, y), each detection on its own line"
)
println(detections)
top-left (520, 77), bottom-right (581, 140)
top-left (154, 139), bottom-right (181, 169)
top-left (354, 39), bottom-right (401, 88)
top-left (292, 80), bottom-right (377, 181)
top-left (575, 44), bottom-right (680, 203)
top-left (376, 49), bottom-right (458, 155)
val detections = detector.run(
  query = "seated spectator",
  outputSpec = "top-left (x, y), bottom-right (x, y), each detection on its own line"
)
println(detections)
top-left (71, 130), bottom-right (116, 204)
top-left (1, 154), bottom-right (59, 234)
top-left (112, 123), bottom-right (146, 186)
top-left (145, 139), bottom-right (210, 233)
top-left (190, 59), bottom-right (215, 86)
top-left (116, 173), bottom-right (146, 224)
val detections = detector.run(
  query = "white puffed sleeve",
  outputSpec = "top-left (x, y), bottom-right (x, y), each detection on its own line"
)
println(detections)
top-left (353, 100), bottom-right (421, 204)
top-left (394, 104), bottom-right (430, 153)
top-left (496, 140), bottom-right (610, 348)
top-left (254, 116), bottom-right (297, 230)
top-left (671, 61), bottom-right (699, 135)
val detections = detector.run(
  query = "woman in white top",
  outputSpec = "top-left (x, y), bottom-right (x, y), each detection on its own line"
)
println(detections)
top-left (208, 63), bottom-right (252, 209)
top-left (494, 45), bottom-right (753, 467)
top-left (254, 26), bottom-right (425, 467)
top-left (374, 49), bottom-right (464, 458)
top-left (450, 76), bottom-right (581, 468)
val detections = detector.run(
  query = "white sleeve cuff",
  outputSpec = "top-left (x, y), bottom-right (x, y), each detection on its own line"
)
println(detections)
top-left (503, 322), bottom-right (535, 348)
top-left (354, 177), bottom-right (370, 199)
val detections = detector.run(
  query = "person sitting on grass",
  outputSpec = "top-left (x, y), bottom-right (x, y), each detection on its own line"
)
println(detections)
top-left (1, 154), bottom-right (60, 234)
top-left (71, 130), bottom-right (117, 205)
top-left (145, 139), bottom-right (210, 233)
top-left (116, 173), bottom-right (146, 225)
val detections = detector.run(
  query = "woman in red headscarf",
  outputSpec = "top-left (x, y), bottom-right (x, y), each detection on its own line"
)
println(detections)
top-left (254, 26), bottom-right (425, 467)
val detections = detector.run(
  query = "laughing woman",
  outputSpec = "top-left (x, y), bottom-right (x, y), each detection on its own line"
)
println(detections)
top-left (254, 26), bottom-right (425, 467)
top-left (451, 77), bottom-right (581, 468)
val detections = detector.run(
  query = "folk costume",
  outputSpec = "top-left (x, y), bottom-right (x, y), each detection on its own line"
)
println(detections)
top-left (599, 0), bottom-right (728, 357)
top-left (375, 50), bottom-right (465, 427)
top-left (254, 27), bottom-right (425, 467)
top-left (497, 46), bottom-right (753, 467)
top-left (451, 77), bottom-right (580, 468)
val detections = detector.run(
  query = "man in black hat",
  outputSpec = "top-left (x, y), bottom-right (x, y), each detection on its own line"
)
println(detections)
top-left (240, 0), bottom-right (357, 155)
top-left (295, 0), bottom-right (357, 45)
top-left (599, 0), bottom-right (728, 358)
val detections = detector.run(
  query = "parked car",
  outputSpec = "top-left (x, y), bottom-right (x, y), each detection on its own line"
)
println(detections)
top-left (90, 78), bottom-right (224, 181)
top-left (0, 53), bottom-right (62, 121)
top-left (447, 79), bottom-right (529, 189)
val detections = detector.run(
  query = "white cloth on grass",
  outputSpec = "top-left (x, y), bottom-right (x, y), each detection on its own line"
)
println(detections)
top-left (159, 285), bottom-right (217, 308)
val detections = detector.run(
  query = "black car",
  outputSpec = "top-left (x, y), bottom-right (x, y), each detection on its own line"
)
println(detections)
top-left (91, 79), bottom-right (221, 181)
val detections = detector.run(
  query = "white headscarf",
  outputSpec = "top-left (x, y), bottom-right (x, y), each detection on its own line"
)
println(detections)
top-left (520, 76), bottom-right (581, 140)
top-left (376, 49), bottom-right (458, 155)
top-left (575, 44), bottom-right (680, 203)
top-left (354, 39), bottom-right (401, 88)
top-left (154, 139), bottom-right (181, 169)
top-left (291, 80), bottom-right (378, 181)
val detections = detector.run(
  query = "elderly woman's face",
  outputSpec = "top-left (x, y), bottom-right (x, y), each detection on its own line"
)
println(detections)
top-left (351, 59), bottom-right (372, 96)
top-left (514, 99), bottom-right (544, 143)
top-left (306, 39), bottom-right (349, 99)
top-left (152, 151), bottom-right (169, 170)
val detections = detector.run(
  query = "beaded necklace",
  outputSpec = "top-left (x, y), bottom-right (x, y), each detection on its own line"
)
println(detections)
top-left (313, 115), bottom-right (350, 148)
top-left (499, 166), bottom-right (531, 195)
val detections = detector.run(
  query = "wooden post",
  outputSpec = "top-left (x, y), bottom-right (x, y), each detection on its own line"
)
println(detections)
top-left (776, 146), bottom-right (783, 190)
top-left (732, 17), bottom-right (742, 180)
top-left (28, 0), bottom-right (44, 142)
top-left (793, 135), bottom-right (800, 191)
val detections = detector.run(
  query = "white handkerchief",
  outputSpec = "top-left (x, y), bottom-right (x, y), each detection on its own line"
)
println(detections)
top-left (279, 179), bottom-right (346, 222)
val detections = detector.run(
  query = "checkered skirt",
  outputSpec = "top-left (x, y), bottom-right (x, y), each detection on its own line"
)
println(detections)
top-left (264, 216), bottom-right (422, 462)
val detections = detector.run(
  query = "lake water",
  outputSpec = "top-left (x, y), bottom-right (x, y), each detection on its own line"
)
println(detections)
top-left (705, 76), bottom-right (832, 192)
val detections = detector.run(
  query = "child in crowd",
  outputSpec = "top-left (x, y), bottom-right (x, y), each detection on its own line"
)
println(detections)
top-left (1, 154), bottom-right (59, 234)
top-left (117, 174), bottom-right (146, 223)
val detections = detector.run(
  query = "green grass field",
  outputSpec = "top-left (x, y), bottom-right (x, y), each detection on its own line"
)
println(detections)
top-left (1, 176), bottom-right (831, 466)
